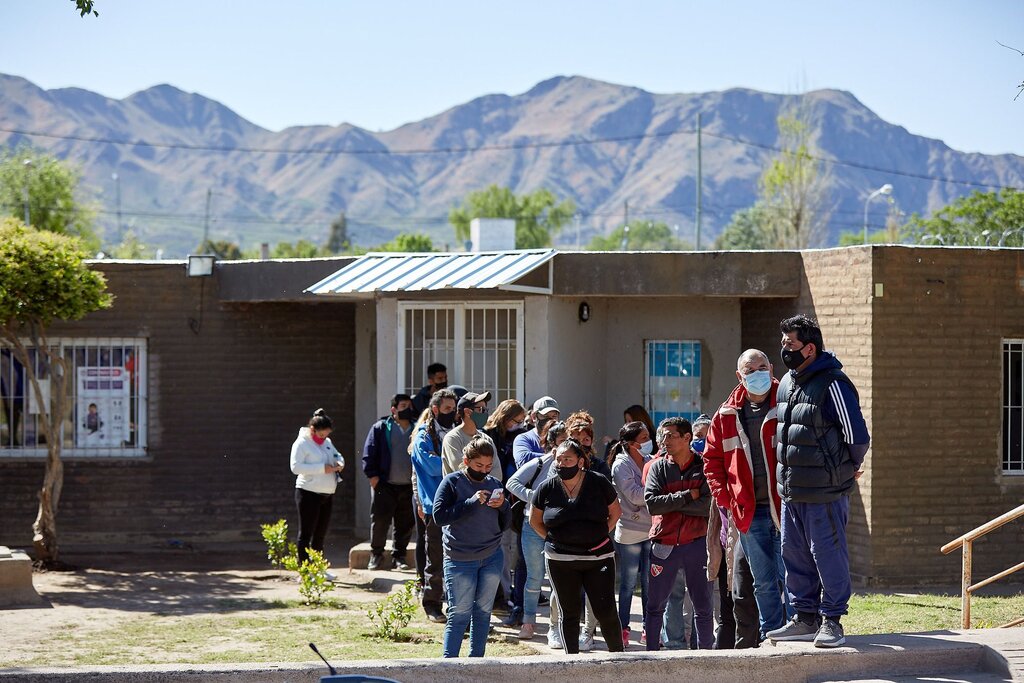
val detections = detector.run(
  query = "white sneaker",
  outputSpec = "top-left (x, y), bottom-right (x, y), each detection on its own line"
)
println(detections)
top-left (547, 630), bottom-right (564, 649)
top-left (324, 570), bottom-right (338, 582)
top-left (578, 632), bottom-right (594, 652)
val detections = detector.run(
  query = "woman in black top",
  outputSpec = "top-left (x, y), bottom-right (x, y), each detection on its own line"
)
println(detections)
top-left (530, 438), bottom-right (624, 654)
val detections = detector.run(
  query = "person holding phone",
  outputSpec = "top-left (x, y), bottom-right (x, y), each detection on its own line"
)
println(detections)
top-left (431, 435), bottom-right (511, 658)
top-left (289, 408), bottom-right (344, 573)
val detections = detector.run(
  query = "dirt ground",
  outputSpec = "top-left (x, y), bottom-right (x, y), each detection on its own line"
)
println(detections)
top-left (0, 540), bottom-right (553, 666)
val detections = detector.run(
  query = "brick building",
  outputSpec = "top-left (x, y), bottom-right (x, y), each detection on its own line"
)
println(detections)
top-left (1, 246), bottom-right (1021, 585)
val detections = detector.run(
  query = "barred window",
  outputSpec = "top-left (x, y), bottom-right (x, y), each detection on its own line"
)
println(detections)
top-left (399, 302), bottom-right (523, 404)
top-left (646, 339), bottom-right (702, 426)
top-left (0, 337), bottom-right (148, 458)
top-left (1003, 340), bottom-right (1024, 474)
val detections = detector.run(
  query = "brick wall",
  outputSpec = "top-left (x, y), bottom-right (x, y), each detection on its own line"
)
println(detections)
top-left (0, 262), bottom-right (358, 552)
top-left (869, 247), bottom-right (1024, 585)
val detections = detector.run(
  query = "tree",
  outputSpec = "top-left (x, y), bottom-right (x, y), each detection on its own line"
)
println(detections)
top-left (109, 231), bottom-right (155, 259)
top-left (449, 185), bottom-right (575, 249)
top-left (587, 221), bottom-right (691, 251)
top-left (757, 109), bottom-right (833, 249)
top-left (270, 239), bottom-right (328, 259)
top-left (715, 206), bottom-right (772, 250)
top-left (375, 233), bottom-right (437, 253)
top-left (0, 217), bottom-right (112, 563)
top-left (197, 239), bottom-right (243, 260)
top-left (72, 0), bottom-right (99, 17)
top-left (325, 211), bottom-right (350, 254)
top-left (0, 148), bottom-right (99, 252)
top-left (902, 188), bottom-right (1024, 246)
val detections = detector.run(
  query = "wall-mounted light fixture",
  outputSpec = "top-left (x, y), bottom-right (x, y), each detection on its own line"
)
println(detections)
top-left (186, 254), bottom-right (216, 277)
top-left (578, 301), bottom-right (591, 323)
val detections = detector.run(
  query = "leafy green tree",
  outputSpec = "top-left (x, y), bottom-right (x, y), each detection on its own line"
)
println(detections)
top-left (109, 231), bottom-right (155, 259)
top-left (902, 189), bottom-right (1024, 246)
top-left (587, 221), bottom-right (691, 251)
top-left (197, 239), bottom-right (243, 260)
top-left (325, 211), bottom-right (350, 254)
top-left (73, 0), bottom-right (99, 17)
top-left (271, 239), bottom-right (328, 258)
top-left (757, 108), bottom-right (832, 249)
top-left (376, 233), bottom-right (437, 253)
top-left (0, 148), bottom-right (99, 252)
top-left (715, 206), bottom-right (772, 250)
top-left (449, 185), bottom-right (575, 249)
top-left (0, 217), bottom-right (112, 563)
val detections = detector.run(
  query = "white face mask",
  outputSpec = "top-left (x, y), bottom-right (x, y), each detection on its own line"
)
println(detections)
top-left (637, 440), bottom-right (654, 456)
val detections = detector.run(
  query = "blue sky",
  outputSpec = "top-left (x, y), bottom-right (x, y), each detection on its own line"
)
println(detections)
top-left (2, 0), bottom-right (1022, 155)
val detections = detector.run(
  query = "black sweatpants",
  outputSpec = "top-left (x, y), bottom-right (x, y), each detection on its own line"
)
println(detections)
top-left (714, 547), bottom-right (736, 649)
top-left (369, 481), bottom-right (415, 558)
top-left (733, 541), bottom-right (761, 649)
top-left (422, 513), bottom-right (445, 611)
top-left (295, 488), bottom-right (333, 565)
top-left (545, 556), bottom-right (624, 654)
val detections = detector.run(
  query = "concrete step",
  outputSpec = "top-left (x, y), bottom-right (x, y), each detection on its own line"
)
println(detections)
top-left (0, 546), bottom-right (43, 607)
top-left (1, 629), bottom-right (1019, 682)
top-left (347, 541), bottom-right (415, 570)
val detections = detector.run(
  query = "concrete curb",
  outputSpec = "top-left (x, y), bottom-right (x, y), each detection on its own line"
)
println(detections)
top-left (0, 632), bottom-right (1016, 683)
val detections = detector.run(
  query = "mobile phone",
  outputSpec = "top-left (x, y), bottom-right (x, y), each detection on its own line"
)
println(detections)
top-left (488, 488), bottom-right (502, 502)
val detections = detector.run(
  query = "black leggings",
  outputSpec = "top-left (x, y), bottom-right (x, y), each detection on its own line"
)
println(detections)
top-left (546, 556), bottom-right (623, 654)
top-left (295, 488), bottom-right (333, 564)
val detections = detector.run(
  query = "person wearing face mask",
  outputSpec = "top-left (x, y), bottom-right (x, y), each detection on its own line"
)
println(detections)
top-left (703, 349), bottom-right (787, 645)
top-left (609, 421), bottom-right (654, 647)
top-left (361, 394), bottom-right (418, 571)
top-left (411, 388), bottom-right (459, 623)
top-left (441, 391), bottom-right (498, 479)
top-left (644, 417), bottom-right (714, 651)
top-left (766, 314), bottom-right (869, 649)
top-left (412, 362), bottom-right (449, 414)
top-left (290, 408), bottom-right (344, 570)
top-left (530, 438), bottom-right (624, 655)
top-left (513, 396), bottom-right (560, 468)
top-left (691, 414), bottom-right (711, 458)
top-left (431, 436), bottom-right (511, 657)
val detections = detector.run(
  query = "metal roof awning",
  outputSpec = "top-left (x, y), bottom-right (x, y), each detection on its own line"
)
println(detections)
top-left (304, 249), bottom-right (556, 297)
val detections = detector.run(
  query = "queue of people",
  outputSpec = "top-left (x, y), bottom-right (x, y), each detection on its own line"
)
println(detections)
top-left (293, 314), bottom-right (869, 657)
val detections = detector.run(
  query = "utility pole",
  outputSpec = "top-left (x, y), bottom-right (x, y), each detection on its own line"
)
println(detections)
top-left (574, 212), bottom-right (581, 249)
top-left (695, 113), bottom-right (703, 250)
top-left (22, 158), bottom-right (32, 225)
top-left (202, 188), bottom-right (212, 251)
top-left (112, 172), bottom-right (122, 243)
top-left (622, 200), bottom-right (630, 251)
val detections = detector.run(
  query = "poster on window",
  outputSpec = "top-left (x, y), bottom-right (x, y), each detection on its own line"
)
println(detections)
top-left (76, 367), bottom-right (130, 447)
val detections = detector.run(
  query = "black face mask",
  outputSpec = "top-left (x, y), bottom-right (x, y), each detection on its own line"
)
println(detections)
top-left (396, 407), bottom-right (417, 421)
top-left (434, 382), bottom-right (448, 390)
top-left (556, 464), bottom-right (579, 480)
top-left (436, 411), bottom-right (456, 429)
top-left (465, 467), bottom-right (487, 481)
top-left (780, 345), bottom-right (808, 370)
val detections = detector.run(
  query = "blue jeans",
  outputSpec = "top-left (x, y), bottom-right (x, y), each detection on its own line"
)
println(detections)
top-left (442, 550), bottom-right (503, 657)
top-left (520, 523), bottom-right (547, 624)
top-left (781, 498), bottom-right (851, 618)
top-left (614, 539), bottom-right (650, 632)
top-left (738, 503), bottom-right (788, 635)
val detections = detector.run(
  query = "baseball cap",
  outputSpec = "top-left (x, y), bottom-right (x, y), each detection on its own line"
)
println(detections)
top-left (457, 390), bottom-right (492, 413)
top-left (532, 396), bottom-right (559, 416)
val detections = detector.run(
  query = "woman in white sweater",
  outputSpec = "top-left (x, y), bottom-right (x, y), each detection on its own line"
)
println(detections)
top-left (290, 408), bottom-right (344, 565)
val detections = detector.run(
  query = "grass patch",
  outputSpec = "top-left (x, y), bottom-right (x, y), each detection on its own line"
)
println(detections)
top-left (22, 607), bottom-right (532, 667)
top-left (846, 592), bottom-right (1024, 633)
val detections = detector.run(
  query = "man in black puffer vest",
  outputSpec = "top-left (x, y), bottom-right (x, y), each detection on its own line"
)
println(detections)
top-left (766, 315), bottom-right (869, 649)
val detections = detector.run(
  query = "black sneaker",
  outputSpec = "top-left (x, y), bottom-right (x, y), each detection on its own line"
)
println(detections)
top-left (766, 614), bottom-right (820, 642)
top-left (425, 607), bottom-right (447, 623)
top-left (538, 592), bottom-right (550, 606)
top-left (813, 618), bottom-right (846, 648)
top-left (367, 553), bottom-right (384, 571)
top-left (392, 557), bottom-right (411, 571)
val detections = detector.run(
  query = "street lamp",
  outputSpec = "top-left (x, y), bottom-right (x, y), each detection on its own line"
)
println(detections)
top-left (863, 183), bottom-right (893, 244)
top-left (22, 158), bottom-right (32, 225)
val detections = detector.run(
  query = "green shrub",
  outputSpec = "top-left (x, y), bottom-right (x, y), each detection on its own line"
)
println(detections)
top-left (367, 580), bottom-right (419, 641)
top-left (260, 519), bottom-right (297, 568)
top-left (292, 548), bottom-right (336, 606)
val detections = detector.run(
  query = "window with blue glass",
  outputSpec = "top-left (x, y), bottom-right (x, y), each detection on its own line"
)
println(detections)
top-left (645, 340), bottom-right (702, 427)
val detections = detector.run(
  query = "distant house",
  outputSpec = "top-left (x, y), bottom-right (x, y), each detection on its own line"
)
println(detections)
top-left (1, 245), bottom-right (1021, 586)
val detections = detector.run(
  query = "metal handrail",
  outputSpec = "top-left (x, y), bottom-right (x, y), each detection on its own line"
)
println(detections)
top-left (940, 502), bottom-right (1024, 629)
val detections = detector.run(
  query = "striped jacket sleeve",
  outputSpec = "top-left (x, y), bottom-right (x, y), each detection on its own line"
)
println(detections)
top-left (825, 379), bottom-right (870, 467)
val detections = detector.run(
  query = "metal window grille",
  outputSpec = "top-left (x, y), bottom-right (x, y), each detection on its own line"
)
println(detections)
top-left (399, 302), bottom-right (523, 404)
top-left (1003, 340), bottom-right (1024, 474)
top-left (645, 339), bottom-right (702, 426)
top-left (0, 337), bottom-right (148, 458)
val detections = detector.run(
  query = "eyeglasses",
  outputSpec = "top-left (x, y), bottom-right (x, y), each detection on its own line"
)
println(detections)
top-left (473, 405), bottom-right (488, 414)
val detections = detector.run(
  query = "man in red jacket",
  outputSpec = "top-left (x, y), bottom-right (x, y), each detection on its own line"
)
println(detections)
top-left (703, 349), bottom-right (787, 640)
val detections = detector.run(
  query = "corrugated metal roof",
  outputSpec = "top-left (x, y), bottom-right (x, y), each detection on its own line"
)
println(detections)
top-left (304, 249), bottom-right (556, 296)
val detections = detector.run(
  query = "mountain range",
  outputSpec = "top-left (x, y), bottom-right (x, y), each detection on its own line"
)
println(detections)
top-left (1, 72), bottom-right (1022, 256)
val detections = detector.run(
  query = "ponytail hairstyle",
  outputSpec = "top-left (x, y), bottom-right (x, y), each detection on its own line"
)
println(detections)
top-left (609, 420), bottom-right (646, 460)
top-left (462, 435), bottom-right (496, 462)
top-left (556, 437), bottom-right (588, 467)
top-left (309, 408), bottom-right (333, 431)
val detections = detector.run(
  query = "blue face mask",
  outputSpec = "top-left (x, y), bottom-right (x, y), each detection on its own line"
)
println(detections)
top-left (637, 440), bottom-right (654, 456)
top-left (691, 438), bottom-right (706, 454)
top-left (742, 369), bottom-right (773, 396)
